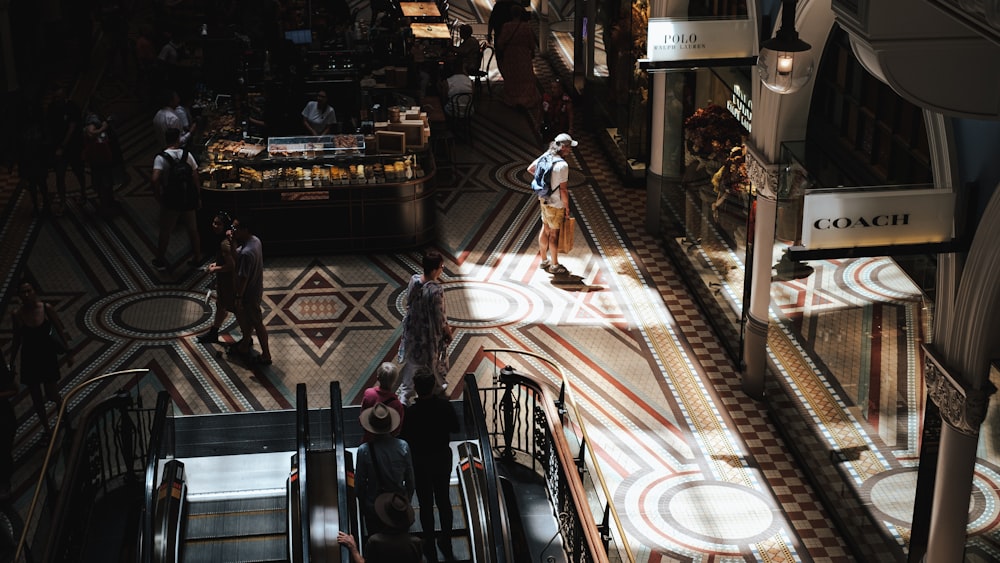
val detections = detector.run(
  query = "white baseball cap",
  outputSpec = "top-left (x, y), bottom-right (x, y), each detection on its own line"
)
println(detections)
top-left (554, 133), bottom-right (578, 147)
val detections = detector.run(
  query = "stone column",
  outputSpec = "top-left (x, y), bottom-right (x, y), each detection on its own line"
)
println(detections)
top-left (924, 350), bottom-right (995, 562)
top-left (742, 144), bottom-right (779, 398)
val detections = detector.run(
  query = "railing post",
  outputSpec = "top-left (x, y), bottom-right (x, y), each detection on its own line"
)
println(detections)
top-left (577, 437), bottom-right (587, 476)
top-left (557, 381), bottom-right (567, 420)
top-left (499, 366), bottom-right (517, 460)
top-left (600, 504), bottom-right (612, 553)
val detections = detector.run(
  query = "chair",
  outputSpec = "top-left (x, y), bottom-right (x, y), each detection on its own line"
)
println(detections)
top-left (469, 43), bottom-right (494, 99)
top-left (447, 93), bottom-right (475, 145)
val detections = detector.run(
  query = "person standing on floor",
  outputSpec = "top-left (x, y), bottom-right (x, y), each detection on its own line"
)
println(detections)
top-left (360, 362), bottom-right (406, 444)
top-left (44, 86), bottom-right (87, 215)
top-left (354, 403), bottom-right (415, 535)
top-left (397, 251), bottom-right (453, 405)
top-left (16, 92), bottom-right (52, 216)
top-left (401, 368), bottom-right (459, 562)
top-left (5, 281), bottom-right (72, 432)
top-left (337, 492), bottom-right (424, 563)
top-left (495, 4), bottom-right (541, 121)
top-left (151, 127), bottom-right (202, 271)
top-left (197, 211), bottom-right (236, 344)
top-left (231, 217), bottom-right (272, 365)
top-left (527, 133), bottom-right (576, 275)
top-left (153, 89), bottom-right (196, 147)
top-left (82, 111), bottom-right (117, 214)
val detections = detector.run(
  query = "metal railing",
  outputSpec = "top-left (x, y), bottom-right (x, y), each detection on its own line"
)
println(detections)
top-left (14, 369), bottom-right (154, 563)
top-left (479, 348), bottom-right (634, 563)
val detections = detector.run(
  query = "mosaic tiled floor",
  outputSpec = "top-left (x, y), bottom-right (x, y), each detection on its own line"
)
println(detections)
top-left (17, 3), bottom-right (1000, 561)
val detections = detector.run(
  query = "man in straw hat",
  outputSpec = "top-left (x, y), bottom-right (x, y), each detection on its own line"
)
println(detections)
top-left (355, 402), bottom-right (415, 534)
top-left (337, 492), bottom-right (424, 562)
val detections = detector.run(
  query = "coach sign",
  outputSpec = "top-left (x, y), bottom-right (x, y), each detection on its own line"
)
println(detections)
top-left (801, 187), bottom-right (955, 250)
top-left (646, 18), bottom-right (756, 62)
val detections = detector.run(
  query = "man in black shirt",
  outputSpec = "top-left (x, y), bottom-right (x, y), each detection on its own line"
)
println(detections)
top-left (401, 368), bottom-right (459, 561)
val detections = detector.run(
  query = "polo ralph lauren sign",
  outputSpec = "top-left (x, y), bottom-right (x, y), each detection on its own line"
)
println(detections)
top-left (801, 187), bottom-right (955, 249)
top-left (646, 18), bottom-right (756, 62)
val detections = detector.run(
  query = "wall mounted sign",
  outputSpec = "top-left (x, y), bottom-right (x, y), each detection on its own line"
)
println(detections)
top-left (801, 188), bottom-right (954, 249)
top-left (646, 18), bottom-right (756, 62)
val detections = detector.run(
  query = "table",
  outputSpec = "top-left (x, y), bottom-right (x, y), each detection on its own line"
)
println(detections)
top-left (400, 2), bottom-right (441, 17)
top-left (410, 22), bottom-right (451, 40)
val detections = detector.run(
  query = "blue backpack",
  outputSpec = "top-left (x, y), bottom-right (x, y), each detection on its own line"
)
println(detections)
top-left (531, 153), bottom-right (562, 198)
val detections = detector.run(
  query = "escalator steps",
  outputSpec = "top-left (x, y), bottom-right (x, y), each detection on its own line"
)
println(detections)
top-left (182, 534), bottom-right (287, 563)
top-left (185, 497), bottom-right (287, 539)
top-left (182, 496), bottom-right (288, 562)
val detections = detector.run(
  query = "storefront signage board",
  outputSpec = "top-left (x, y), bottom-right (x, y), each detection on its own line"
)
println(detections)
top-left (801, 188), bottom-right (954, 249)
top-left (646, 18), bottom-right (755, 62)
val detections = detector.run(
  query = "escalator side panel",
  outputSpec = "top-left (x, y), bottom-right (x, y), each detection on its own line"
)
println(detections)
top-left (306, 450), bottom-right (342, 561)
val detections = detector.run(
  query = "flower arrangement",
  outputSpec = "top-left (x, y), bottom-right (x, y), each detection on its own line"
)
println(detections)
top-left (684, 104), bottom-right (745, 163)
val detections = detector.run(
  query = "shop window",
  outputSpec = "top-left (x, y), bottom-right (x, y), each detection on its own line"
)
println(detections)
top-left (808, 26), bottom-right (932, 186)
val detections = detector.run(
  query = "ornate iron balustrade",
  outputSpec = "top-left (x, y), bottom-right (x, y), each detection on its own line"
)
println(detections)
top-left (478, 349), bottom-right (634, 563)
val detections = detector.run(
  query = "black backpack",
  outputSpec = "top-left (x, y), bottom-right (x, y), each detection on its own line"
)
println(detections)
top-left (159, 149), bottom-right (198, 210)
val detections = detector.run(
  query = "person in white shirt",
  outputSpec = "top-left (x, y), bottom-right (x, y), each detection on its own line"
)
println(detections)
top-left (439, 63), bottom-right (474, 117)
top-left (301, 90), bottom-right (337, 135)
top-left (153, 90), bottom-right (196, 146)
top-left (527, 133), bottom-right (576, 275)
top-left (151, 128), bottom-right (202, 271)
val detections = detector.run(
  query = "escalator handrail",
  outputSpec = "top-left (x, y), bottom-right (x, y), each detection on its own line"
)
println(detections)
top-left (295, 384), bottom-right (311, 563)
top-left (462, 373), bottom-right (510, 563)
top-left (15, 368), bottom-right (151, 563)
top-left (329, 381), bottom-right (351, 563)
top-left (140, 392), bottom-right (173, 563)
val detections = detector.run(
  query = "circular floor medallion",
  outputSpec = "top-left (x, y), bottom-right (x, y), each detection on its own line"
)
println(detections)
top-left (91, 290), bottom-right (213, 340)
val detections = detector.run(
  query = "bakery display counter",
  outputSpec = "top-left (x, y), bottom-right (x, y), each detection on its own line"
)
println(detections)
top-left (198, 151), bottom-right (436, 255)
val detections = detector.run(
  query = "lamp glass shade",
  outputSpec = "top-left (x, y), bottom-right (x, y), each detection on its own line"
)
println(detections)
top-left (758, 47), bottom-right (814, 94)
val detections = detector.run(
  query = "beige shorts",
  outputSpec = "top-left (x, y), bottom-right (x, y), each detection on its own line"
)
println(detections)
top-left (540, 202), bottom-right (565, 230)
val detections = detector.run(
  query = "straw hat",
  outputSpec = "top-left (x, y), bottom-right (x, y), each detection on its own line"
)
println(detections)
top-left (374, 492), bottom-right (415, 530)
top-left (359, 402), bottom-right (401, 435)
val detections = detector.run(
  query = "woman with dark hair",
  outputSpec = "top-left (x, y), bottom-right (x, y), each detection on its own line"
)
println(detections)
top-left (397, 251), bottom-right (453, 404)
top-left (6, 281), bottom-right (72, 431)
top-left (197, 210), bottom-right (236, 344)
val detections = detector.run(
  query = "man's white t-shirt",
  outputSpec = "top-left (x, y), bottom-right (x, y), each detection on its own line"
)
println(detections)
top-left (153, 148), bottom-right (198, 172)
top-left (528, 153), bottom-right (568, 208)
top-left (301, 101), bottom-right (337, 134)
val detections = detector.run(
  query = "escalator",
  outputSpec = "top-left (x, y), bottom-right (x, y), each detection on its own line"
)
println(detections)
top-left (137, 377), bottom-right (552, 563)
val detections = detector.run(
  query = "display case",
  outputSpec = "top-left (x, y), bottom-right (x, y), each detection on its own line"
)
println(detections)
top-left (266, 134), bottom-right (365, 157)
top-left (198, 150), bottom-right (436, 255)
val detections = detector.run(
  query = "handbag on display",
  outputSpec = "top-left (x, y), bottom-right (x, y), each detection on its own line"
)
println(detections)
top-left (559, 215), bottom-right (576, 252)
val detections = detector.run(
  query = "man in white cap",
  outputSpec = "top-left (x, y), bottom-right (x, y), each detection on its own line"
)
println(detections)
top-left (337, 492), bottom-right (424, 562)
top-left (527, 132), bottom-right (577, 275)
top-left (355, 403), bottom-right (416, 535)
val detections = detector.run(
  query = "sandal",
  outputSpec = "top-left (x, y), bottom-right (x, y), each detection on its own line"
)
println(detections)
top-left (539, 260), bottom-right (551, 270)
top-left (547, 263), bottom-right (568, 275)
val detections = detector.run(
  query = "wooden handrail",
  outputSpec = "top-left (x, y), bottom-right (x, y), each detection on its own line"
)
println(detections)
top-left (14, 368), bottom-right (150, 562)
top-left (484, 348), bottom-right (634, 563)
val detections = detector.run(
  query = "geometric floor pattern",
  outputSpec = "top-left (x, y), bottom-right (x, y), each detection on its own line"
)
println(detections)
top-left (0, 67), bottom-right (856, 563)
top-left (11, 5), bottom-right (966, 561)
